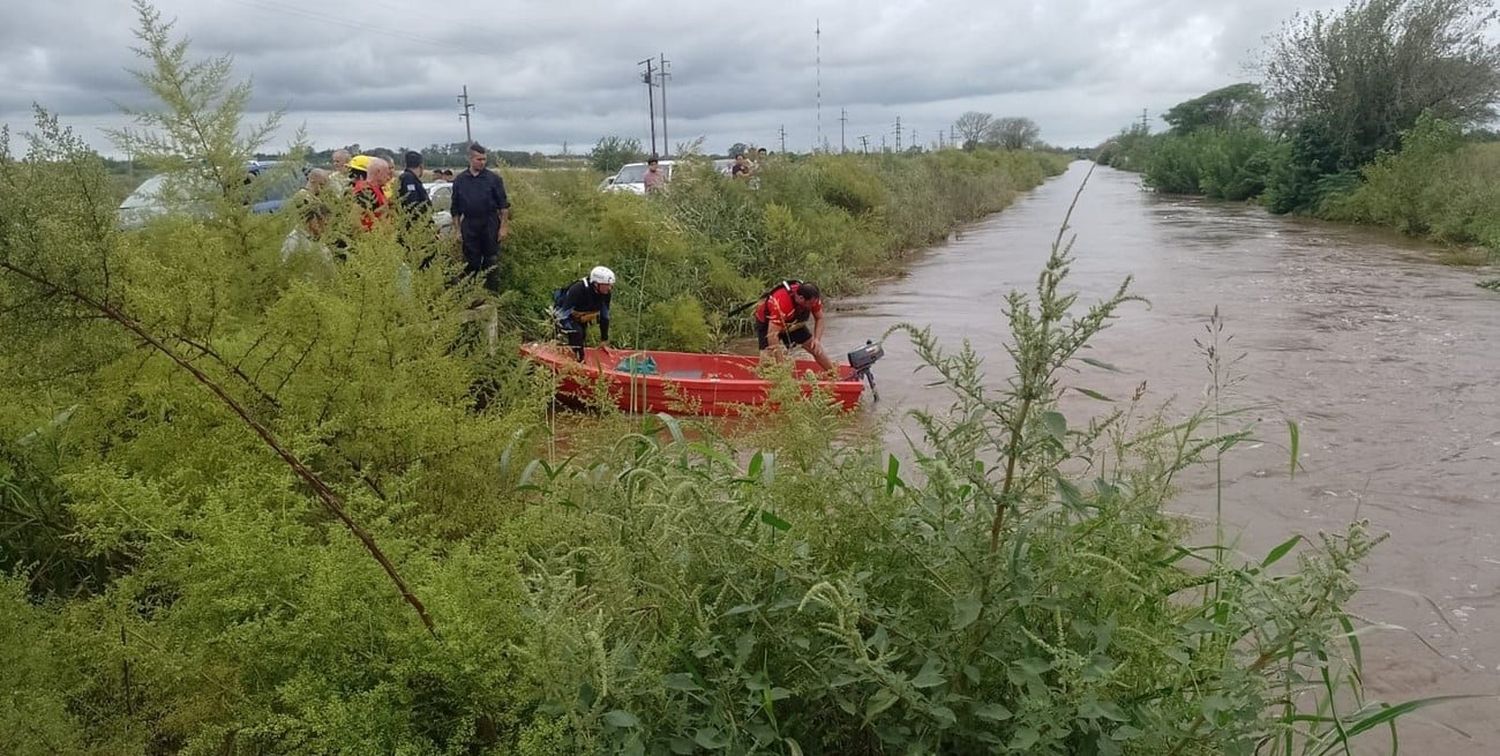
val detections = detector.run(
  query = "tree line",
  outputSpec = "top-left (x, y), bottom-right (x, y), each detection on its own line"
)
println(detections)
top-left (1097, 0), bottom-right (1500, 218)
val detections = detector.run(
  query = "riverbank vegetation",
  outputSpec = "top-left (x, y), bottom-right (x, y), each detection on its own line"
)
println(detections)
top-left (0, 3), bottom-right (1445, 754)
top-left (497, 145), bottom-right (1065, 353)
top-left (1098, 0), bottom-right (1500, 261)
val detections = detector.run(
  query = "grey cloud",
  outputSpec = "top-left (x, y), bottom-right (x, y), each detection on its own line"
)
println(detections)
top-left (1, 0), bottom-right (1346, 158)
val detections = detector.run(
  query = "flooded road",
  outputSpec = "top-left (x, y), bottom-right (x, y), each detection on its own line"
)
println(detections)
top-left (823, 161), bottom-right (1500, 752)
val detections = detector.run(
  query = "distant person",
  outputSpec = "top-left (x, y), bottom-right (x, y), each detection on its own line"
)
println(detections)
top-left (553, 266), bottom-right (615, 360)
top-left (282, 168), bottom-right (336, 262)
top-left (731, 153), bottom-right (752, 179)
top-left (398, 150), bottom-right (430, 211)
top-left (346, 153), bottom-right (368, 182)
top-left (754, 280), bottom-right (833, 371)
top-left (450, 142), bottom-right (511, 293)
top-left (643, 155), bottom-right (667, 193)
top-left (349, 155), bottom-right (389, 231)
top-left (331, 149), bottom-right (351, 192)
top-left (396, 151), bottom-right (433, 252)
top-left (294, 168), bottom-right (334, 240)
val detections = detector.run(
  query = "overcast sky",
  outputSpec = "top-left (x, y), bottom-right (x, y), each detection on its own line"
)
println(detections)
top-left (1, 0), bottom-right (1343, 158)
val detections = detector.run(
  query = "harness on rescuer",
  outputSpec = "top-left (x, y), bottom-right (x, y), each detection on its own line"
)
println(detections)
top-left (729, 279), bottom-right (886, 402)
top-left (727, 280), bottom-right (801, 318)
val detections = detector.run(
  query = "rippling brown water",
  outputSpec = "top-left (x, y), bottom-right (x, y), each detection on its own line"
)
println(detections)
top-left (819, 161), bottom-right (1500, 752)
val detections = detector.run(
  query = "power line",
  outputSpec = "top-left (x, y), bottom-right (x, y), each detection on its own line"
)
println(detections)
top-left (225, 0), bottom-right (452, 49)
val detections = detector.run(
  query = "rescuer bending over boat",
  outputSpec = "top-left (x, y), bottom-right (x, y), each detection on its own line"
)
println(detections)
top-left (554, 266), bottom-right (615, 360)
top-left (752, 280), bottom-right (834, 372)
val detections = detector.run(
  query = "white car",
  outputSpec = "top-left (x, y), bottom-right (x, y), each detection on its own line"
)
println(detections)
top-left (605, 161), bottom-right (679, 194)
top-left (425, 181), bottom-right (453, 232)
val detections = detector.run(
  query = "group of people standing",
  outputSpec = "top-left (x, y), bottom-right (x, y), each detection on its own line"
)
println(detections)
top-left (292, 141), bottom-right (831, 371)
top-left (294, 142), bottom-right (510, 293)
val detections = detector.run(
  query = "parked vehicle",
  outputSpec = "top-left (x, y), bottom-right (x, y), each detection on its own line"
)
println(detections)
top-left (603, 160), bottom-right (679, 194)
top-left (425, 181), bottom-right (453, 232)
top-left (117, 161), bottom-right (303, 229)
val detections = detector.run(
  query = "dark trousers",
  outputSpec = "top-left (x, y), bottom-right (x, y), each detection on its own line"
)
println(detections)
top-left (459, 220), bottom-right (500, 292)
top-left (556, 317), bottom-right (587, 360)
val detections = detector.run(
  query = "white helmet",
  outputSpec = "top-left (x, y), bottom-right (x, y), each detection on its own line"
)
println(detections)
top-left (588, 265), bottom-right (616, 285)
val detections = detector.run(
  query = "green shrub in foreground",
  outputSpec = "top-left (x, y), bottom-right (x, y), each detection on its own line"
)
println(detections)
top-left (0, 7), bottom-right (1432, 754)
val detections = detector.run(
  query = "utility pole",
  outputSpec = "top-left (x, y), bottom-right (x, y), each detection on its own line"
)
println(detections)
top-left (858, 134), bottom-right (869, 154)
top-left (779, 124), bottom-right (787, 154)
top-left (910, 128), bottom-right (917, 150)
top-left (949, 125), bottom-right (957, 146)
top-left (658, 53), bottom-right (671, 157)
top-left (456, 85), bottom-right (475, 145)
top-left (894, 116), bottom-right (902, 152)
top-left (639, 58), bottom-right (658, 156)
top-left (1140, 108), bottom-right (1149, 132)
top-left (881, 134), bottom-right (888, 152)
top-left (839, 108), bottom-right (848, 153)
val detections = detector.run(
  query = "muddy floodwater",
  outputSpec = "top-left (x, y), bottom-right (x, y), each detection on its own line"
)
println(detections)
top-left (819, 161), bottom-right (1500, 752)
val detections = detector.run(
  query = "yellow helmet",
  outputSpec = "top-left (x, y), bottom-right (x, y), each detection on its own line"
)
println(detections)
top-left (347, 154), bottom-right (372, 173)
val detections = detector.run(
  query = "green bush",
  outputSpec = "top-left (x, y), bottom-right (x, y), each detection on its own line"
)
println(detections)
top-left (1, 8), bottom-right (1423, 755)
top-left (1144, 129), bottom-right (1275, 201)
top-left (1324, 114), bottom-right (1500, 252)
top-left (500, 149), bottom-right (1066, 350)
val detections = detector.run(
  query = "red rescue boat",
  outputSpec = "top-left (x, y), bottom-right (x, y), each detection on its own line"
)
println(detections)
top-left (520, 343), bottom-right (883, 416)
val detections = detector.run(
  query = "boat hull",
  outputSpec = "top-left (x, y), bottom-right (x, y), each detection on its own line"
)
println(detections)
top-left (520, 343), bottom-right (866, 416)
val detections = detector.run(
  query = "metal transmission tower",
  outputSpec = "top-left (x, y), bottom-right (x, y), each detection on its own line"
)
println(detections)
top-left (456, 85), bottom-right (476, 144)
top-left (815, 20), bottom-right (822, 153)
top-left (894, 116), bottom-right (902, 151)
top-left (839, 108), bottom-right (848, 153)
top-left (639, 58), bottom-right (658, 156)
top-left (779, 124), bottom-right (787, 153)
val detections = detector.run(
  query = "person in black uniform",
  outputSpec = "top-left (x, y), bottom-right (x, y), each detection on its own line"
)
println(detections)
top-left (396, 151), bottom-right (432, 254)
top-left (554, 266), bottom-right (615, 360)
top-left (397, 150), bottom-right (430, 211)
top-left (449, 142), bottom-right (510, 292)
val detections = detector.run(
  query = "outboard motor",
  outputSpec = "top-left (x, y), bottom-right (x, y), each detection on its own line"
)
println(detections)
top-left (847, 340), bottom-right (885, 401)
